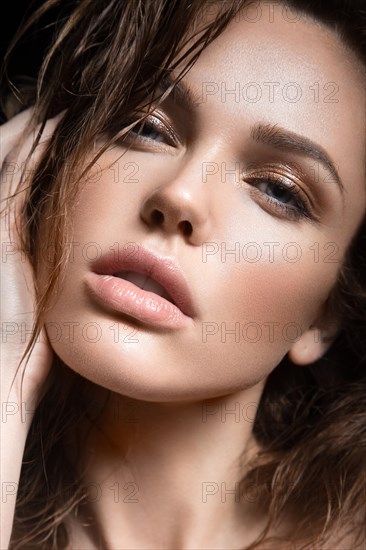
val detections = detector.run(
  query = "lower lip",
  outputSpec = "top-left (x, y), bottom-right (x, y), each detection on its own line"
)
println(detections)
top-left (85, 272), bottom-right (192, 329)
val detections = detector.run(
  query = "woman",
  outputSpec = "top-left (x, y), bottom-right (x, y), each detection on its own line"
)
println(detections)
top-left (1, 0), bottom-right (365, 548)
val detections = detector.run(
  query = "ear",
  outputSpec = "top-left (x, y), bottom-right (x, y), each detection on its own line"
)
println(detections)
top-left (288, 311), bottom-right (341, 366)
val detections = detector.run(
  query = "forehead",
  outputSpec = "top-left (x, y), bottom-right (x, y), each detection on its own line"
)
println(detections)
top-left (181, 6), bottom-right (366, 220)
top-left (187, 7), bottom-right (365, 139)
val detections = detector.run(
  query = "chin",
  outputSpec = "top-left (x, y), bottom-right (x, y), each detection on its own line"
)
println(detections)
top-left (47, 318), bottom-right (281, 404)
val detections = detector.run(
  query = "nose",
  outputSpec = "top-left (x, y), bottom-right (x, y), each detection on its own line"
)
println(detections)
top-left (139, 166), bottom-right (212, 246)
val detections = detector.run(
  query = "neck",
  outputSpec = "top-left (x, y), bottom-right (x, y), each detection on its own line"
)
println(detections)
top-left (69, 383), bottom-right (267, 549)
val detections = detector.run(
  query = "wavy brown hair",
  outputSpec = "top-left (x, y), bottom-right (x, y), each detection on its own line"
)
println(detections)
top-left (2, 0), bottom-right (366, 548)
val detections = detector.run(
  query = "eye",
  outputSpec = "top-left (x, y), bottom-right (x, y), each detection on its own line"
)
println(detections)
top-left (124, 113), bottom-right (179, 149)
top-left (245, 173), bottom-right (315, 222)
top-left (130, 118), bottom-right (168, 143)
top-left (256, 179), bottom-right (299, 205)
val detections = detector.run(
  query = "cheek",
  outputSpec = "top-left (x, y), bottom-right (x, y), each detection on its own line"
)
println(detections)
top-left (225, 259), bottom-right (334, 327)
top-left (196, 250), bottom-right (339, 377)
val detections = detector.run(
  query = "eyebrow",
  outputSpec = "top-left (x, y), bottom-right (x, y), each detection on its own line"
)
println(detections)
top-left (250, 122), bottom-right (344, 195)
top-left (158, 74), bottom-right (202, 111)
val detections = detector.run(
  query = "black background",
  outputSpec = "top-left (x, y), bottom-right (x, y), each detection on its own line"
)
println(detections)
top-left (1, 0), bottom-right (64, 122)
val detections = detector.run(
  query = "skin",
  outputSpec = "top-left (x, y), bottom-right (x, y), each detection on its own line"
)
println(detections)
top-left (35, 4), bottom-right (365, 549)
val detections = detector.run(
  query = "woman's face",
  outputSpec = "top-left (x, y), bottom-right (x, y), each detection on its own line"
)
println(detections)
top-left (42, 4), bottom-right (365, 402)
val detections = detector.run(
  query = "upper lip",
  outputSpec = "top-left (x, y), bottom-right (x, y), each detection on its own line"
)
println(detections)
top-left (91, 244), bottom-right (196, 318)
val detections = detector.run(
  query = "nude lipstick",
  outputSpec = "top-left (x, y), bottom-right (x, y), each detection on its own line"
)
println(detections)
top-left (84, 245), bottom-right (196, 329)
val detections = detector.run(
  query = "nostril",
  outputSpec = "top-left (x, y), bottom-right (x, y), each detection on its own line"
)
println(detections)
top-left (151, 209), bottom-right (164, 225)
top-left (179, 220), bottom-right (193, 236)
top-left (149, 209), bottom-right (192, 236)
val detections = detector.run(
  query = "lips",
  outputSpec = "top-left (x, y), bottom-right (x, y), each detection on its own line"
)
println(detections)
top-left (84, 245), bottom-right (196, 329)
top-left (114, 271), bottom-right (174, 304)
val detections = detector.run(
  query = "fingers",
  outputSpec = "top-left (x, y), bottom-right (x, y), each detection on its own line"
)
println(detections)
top-left (0, 107), bottom-right (56, 190)
top-left (0, 107), bottom-right (34, 167)
top-left (1, 109), bottom-right (65, 199)
top-left (0, 109), bottom-right (64, 268)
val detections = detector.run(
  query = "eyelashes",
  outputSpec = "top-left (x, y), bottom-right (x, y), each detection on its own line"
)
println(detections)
top-left (119, 114), bottom-right (179, 148)
top-left (118, 113), bottom-right (315, 222)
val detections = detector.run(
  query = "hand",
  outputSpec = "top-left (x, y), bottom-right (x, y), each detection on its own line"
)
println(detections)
top-left (0, 108), bottom-right (64, 550)
top-left (1, 109), bottom-right (61, 412)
